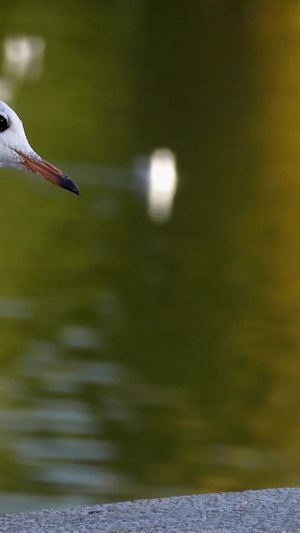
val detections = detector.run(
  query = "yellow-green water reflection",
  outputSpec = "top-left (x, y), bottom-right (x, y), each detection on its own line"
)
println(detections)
top-left (0, 0), bottom-right (300, 513)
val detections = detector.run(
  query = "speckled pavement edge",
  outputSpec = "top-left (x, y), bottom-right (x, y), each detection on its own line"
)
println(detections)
top-left (1, 488), bottom-right (300, 533)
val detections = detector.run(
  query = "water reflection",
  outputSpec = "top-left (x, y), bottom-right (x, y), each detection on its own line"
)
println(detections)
top-left (0, 296), bottom-right (34, 319)
top-left (60, 326), bottom-right (102, 349)
top-left (68, 148), bottom-right (178, 224)
top-left (0, 35), bottom-right (45, 102)
top-left (3, 36), bottom-right (45, 81)
top-left (135, 148), bottom-right (178, 223)
top-left (0, 78), bottom-right (13, 103)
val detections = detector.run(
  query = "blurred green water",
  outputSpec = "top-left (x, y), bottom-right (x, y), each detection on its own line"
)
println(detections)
top-left (0, 0), bottom-right (300, 513)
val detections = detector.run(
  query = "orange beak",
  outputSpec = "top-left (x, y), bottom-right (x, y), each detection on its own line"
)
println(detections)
top-left (14, 149), bottom-right (80, 195)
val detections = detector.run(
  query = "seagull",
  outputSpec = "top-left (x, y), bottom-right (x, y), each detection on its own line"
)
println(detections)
top-left (0, 101), bottom-right (79, 195)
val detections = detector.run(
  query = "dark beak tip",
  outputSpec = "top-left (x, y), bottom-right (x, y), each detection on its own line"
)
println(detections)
top-left (62, 176), bottom-right (80, 196)
top-left (71, 184), bottom-right (80, 196)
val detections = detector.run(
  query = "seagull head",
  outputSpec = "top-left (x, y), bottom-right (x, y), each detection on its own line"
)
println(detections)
top-left (0, 101), bottom-right (80, 195)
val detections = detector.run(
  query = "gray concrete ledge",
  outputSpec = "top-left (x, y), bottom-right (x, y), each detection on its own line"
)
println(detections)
top-left (1, 488), bottom-right (300, 533)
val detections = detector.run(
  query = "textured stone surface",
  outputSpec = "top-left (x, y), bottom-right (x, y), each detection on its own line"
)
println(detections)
top-left (1, 488), bottom-right (300, 532)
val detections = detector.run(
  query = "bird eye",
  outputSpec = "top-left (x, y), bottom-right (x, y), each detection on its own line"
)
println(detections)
top-left (0, 115), bottom-right (8, 133)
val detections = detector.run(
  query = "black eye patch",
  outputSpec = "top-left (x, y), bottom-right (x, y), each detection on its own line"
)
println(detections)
top-left (0, 115), bottom-right (9, 133)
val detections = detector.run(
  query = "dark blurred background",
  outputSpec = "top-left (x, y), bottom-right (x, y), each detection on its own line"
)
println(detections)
top-left (0, 0), bottom-right (299, 513)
